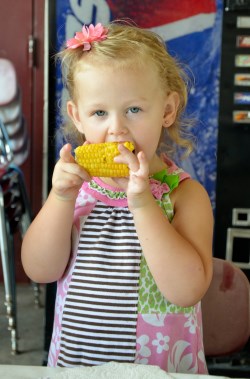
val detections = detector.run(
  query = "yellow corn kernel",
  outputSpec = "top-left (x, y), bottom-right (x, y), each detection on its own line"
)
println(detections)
top-left (74, 141), bottom-right (135, 177)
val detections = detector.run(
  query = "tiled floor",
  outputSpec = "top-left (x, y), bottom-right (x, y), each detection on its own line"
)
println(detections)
top-left (0, 284), bottom-right (46, 365)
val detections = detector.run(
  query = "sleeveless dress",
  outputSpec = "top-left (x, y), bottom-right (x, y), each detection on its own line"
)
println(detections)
top-left (48, 155), bottom-right (208, 374)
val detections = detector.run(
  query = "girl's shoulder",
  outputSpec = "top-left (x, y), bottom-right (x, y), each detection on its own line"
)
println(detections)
top-left (161, 153), bottom-right (191, 182)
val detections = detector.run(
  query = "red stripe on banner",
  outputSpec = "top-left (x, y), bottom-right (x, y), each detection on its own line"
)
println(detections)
top-left (106, 0), bottom-right (216, 28)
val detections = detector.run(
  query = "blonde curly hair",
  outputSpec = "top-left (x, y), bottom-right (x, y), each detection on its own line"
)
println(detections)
top-left (56, 20), bottom-right (195, 156)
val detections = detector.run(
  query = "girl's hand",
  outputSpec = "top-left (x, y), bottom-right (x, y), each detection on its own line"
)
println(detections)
top-left (52, 143), bottom-right (91, 201)
top-left (113, 144), bottom-right (151, 210)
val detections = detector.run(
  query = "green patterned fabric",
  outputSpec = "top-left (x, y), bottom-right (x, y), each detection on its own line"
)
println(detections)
top-left (89, 180), bottom-right (127, 199)
top-left (138, 255), bottom-right (193, 314)
top-left (138, 169), bottom-right (193, 314)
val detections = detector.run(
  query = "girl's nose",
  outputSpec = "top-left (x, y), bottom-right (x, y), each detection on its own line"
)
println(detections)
top-left (108, 115), bottom-right (128, 136)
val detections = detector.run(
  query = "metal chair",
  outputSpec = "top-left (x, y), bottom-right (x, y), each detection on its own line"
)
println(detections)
top-left (0, 59), bottom-right (40, 354)
top-left (0, 59), bottom-right (29, 167)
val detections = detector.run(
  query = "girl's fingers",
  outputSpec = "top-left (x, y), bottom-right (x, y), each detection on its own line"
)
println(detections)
top-left (59, 143), bottom-right (75, 163)
top-left (114, 145), bottom-right (149, 179)
top-left (55, 172), bottom-right (84, 189)
top-left (135, 151), bottom-right (149, 177)
top-left (58, 144), bottom-right (91, 181)
top-left (115, 143), bottom-right (139, 172)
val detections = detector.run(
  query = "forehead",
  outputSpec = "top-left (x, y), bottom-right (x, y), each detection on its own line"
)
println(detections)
top-left (70, 52), bottom-right (167, 102)
top-left (75, 58), bottom-right (160, 87)
top-left (73, 59), bottom-right (165, 105)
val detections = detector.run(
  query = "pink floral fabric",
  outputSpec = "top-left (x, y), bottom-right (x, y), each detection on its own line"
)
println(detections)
top-left (135, 306), bottom-right (207, 373)
top-left (150, 179), bottom-right (170, 200)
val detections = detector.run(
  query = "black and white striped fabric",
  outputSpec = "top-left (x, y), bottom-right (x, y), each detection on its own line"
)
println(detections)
top-left (57, 201), bottom-right (142, 367)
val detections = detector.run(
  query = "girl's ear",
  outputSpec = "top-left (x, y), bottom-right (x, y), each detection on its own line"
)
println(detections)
top-left (163, 91), bottom-right (180, 128)
top-left (67, 100), bottom-right (83, 132)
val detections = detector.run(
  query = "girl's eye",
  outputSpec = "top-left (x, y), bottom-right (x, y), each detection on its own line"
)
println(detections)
top-left (94, 110), bottom-right (106, 116)
top-left (128, 107), bottom-right (140, 114)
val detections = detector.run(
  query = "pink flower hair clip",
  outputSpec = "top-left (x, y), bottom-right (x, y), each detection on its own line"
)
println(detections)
top-left (66, 23), bottom-right (108, 51)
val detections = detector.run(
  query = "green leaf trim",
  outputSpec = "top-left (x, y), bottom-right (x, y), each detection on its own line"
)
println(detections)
top-left (152, 169), bottom-right (180, 193)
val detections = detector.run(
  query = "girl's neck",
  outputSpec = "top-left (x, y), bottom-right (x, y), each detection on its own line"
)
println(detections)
top-left (148, 153), bottom-right (168, 175)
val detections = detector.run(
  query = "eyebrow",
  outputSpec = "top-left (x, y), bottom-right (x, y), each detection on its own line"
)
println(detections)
top-left (86, 97), bottom-right (149, 109)
top-left (86, 103), bottom-right (106, 109)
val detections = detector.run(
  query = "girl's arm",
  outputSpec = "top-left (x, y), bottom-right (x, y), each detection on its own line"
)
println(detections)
top-left (131, 178), bottom-right (213, 307)
top-left (21, 144), bottom-right (90, 283)
top-left (21, 191), bottom-right (76, 283)
top-left (115, 147), bottom-right (213, 308)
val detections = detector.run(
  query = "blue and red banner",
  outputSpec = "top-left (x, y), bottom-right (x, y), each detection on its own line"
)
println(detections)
top-left (54, 0), bottom-right (223, 208)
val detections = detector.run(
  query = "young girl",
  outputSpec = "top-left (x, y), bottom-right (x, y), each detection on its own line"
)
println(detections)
top-left (21, 22), bottom-right (213, 373)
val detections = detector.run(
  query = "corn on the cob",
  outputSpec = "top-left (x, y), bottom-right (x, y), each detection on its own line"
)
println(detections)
top-left (74, 141), bottom-right (135, 177)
